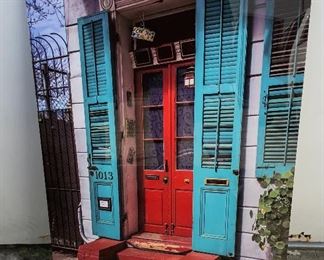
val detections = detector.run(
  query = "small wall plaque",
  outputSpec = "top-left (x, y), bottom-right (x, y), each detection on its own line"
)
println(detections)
top-left (127, 91), bottom-right (133, 107)
top-left (126, 119), bottom-right (136, 137)
top-left (127, 147), bottom-right (136, 164)
top-left (98, 197), bottom-right (112, 211)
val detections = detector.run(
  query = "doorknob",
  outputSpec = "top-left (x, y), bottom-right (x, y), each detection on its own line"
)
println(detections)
top-left (163, 177), bottom-right (168, 184)
top-left (184, 178), bottom-right (190, 184)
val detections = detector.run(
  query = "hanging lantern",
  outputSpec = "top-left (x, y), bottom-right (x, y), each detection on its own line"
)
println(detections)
top-left (184, 66), bottom-right (195, 88)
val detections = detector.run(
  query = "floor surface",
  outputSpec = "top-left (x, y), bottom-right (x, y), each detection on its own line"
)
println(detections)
top-left (0, 245), bottom-right (323, 259)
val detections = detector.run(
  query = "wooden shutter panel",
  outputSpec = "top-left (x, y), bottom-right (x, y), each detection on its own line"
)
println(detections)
top-left (203, 0), bottom-right (240, 86)
top-left (256, 0), bottom-right (311, 177)
top-left (78, 12), bottom-right (121, 239)
top-left (198, 0), bottom-right (246, 170)
top-left (201, 93), bottom-right (235, 169)
top-left (89, 103), bottom-right (111, 164)
top-left (263, 84), bottom-right (303, 164)
top-left (193, 0), bottom-right (248, 256)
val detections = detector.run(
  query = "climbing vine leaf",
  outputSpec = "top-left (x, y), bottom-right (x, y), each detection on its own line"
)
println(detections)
top-left (252, 169), bottom-right (295, 259)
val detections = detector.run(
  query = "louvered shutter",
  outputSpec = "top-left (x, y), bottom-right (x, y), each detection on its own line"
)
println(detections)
top-left (78, 12), bottom-right (121, 239)
top-left (256, 0), bottom-right (311, 177)
top-left (193, 0), bottom-right (248, 256)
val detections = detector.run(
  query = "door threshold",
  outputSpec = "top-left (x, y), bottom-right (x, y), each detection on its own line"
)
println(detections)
top-left (127, 232), bottom-right (192, 254)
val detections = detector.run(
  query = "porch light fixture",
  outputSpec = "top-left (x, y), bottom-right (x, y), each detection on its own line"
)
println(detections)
top-left (184, 66), bottom-right (195, 88)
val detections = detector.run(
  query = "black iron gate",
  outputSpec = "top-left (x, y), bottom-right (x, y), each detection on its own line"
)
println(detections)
top-left (31, 34), bottom-right (82, 250)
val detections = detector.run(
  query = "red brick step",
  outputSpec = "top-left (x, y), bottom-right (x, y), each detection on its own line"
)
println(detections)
top-left (181, 251), bottom-right (220, 260)
top-left (117, 248), bottom-right (184, 260)
top-left (77, 238), bottom-right (126, 260)
top-left (77, 236), bottom-right (219, 260)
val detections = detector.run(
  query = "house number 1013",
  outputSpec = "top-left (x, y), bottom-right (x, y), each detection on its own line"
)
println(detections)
top-left (94, 171), bottom-right (113, 180)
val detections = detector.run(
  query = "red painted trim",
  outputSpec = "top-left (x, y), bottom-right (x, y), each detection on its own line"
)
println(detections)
top-left (170, 62), bottom-right (194, 237)
top-left (135, 61), bottom-right (194, 237)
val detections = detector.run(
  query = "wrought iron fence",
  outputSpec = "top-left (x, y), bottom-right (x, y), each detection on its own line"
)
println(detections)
top-left (31, 34), bottom-right (82, 250)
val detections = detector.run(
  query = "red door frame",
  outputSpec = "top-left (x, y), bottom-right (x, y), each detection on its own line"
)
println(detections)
top-left (135, 61), bottom-right (194, 237)
top-left (135, 66), bottom-right (171, 234)
top-left (170, 61), bottom-right (194, 237)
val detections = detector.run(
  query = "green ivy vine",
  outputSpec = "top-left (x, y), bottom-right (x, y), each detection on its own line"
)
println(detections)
top-left (252, 169), bottom-right (295, 259)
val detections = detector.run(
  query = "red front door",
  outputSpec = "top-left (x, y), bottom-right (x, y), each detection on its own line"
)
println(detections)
top-left (136, 62), bottom-right (194, 237)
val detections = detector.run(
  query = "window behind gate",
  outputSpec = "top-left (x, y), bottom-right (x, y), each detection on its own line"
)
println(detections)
top-left (256, 0), bottom-right (311, 177)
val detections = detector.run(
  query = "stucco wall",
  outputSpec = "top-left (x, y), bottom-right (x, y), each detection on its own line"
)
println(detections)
top-left (290, 0), bottom-right (324, 243)
top-left (236, 0), bottom-right (267, 259)
top-left (115, 14), bottom-right (139, 237)
top-left (0, 0), bottom-right (50, 244)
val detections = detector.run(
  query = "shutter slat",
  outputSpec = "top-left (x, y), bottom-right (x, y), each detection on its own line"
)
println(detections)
top-left (204, 0), bottom-right (240, 86)
top-left (263, 84), bottom-right (303, 164)
top-left (201, 94), bottom-right (235, 169)
top-left (89, 103), bottom-right (111, 164)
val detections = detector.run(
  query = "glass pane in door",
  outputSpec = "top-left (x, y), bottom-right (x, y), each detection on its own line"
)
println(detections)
top-left (143, 72), bottom-right (163, 105)
top-left (144, 141), bottom-right (164, 170)
top-left (176, 67), bottom-right (194, 169)
top-left (142, 72), bottom-right (164, 170)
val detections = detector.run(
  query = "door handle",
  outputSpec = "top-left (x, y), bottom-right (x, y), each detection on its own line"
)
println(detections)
top-left (170, 223), bottom-right (175, 235)
top-left (184, 178), bottom-right (190, 184)
top-left (164, 160), bottom-right (169, 172)
top-left (164, 223), bottom-right (169, 235)
top-left (163, 177), bottom-right (168, 184)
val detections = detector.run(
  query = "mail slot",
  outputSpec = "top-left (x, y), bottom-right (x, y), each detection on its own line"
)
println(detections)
top-left (145, 175), bottom-right (160, 180)
top-left (205, 178), bottom-right (229, 186)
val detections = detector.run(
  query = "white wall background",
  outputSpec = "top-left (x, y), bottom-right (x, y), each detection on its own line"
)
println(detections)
top-left (290, 0), bottom-right (324, 242)
top-left (0, 0), bottom-right (50, 244)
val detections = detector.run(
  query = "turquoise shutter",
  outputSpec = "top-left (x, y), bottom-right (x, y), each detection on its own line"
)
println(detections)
top-left (78, 12), bottom-right (121, 239)
top-left (256, 0), bottom-right (311, 177)
top-left (193, 0), bottom-right (248, 256)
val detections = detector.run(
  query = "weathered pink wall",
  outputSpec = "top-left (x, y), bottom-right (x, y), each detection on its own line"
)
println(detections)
top-left (115, 13), bottom-right (139, 237)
